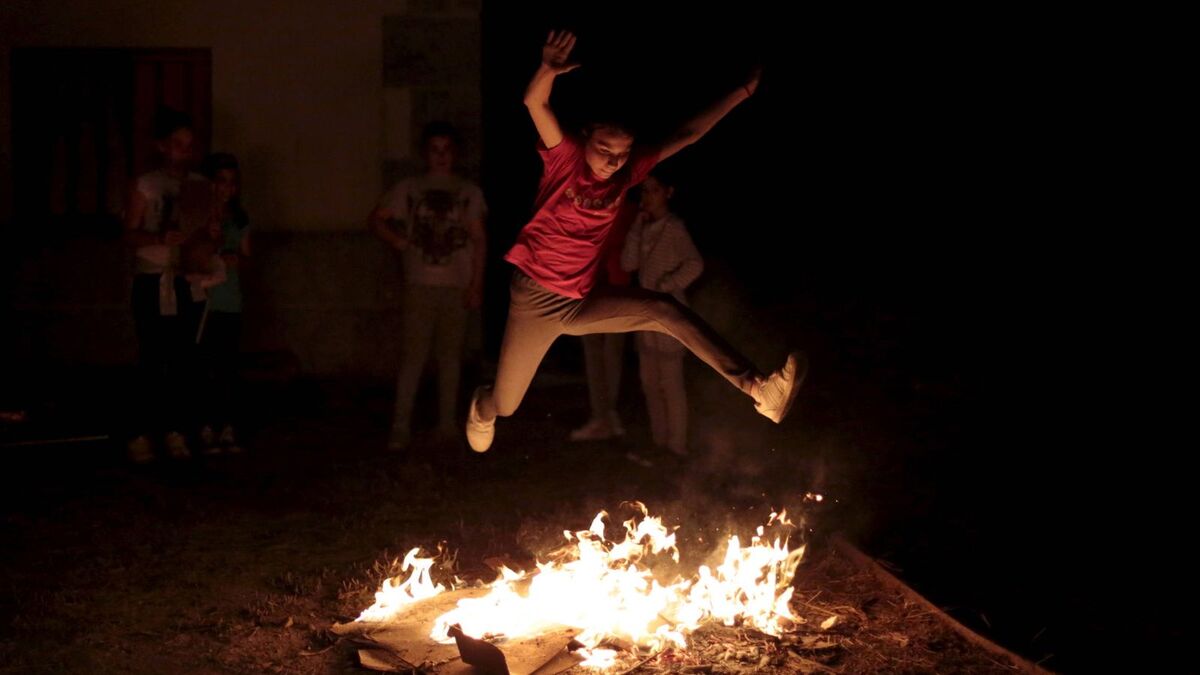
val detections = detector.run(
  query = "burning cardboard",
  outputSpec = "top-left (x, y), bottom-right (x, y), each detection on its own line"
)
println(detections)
top-left (341, 503), bottom-right (805, 672)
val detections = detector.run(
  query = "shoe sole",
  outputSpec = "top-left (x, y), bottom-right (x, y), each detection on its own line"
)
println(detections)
top-left (466, 386), bottom-right (494, 453)
top-left (569, 431), bottom-right (619, 442)
top-left (773, 352), bottom-right (808, 424)
top-left (467, 424), bottom-right (494, 453)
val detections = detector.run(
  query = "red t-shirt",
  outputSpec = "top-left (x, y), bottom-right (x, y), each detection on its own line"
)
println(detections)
top-left (600, 198), bottom-right (638, 287)
top-left (504, 135), bottom-right (659, 298)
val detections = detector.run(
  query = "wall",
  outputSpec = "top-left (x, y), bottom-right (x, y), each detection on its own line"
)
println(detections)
top-left (1, 0), bottom-right (483, 376)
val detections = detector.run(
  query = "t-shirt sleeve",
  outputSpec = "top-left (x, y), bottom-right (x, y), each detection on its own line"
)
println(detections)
top-left (537, 134), bottom-right (582, 182)
top-left (628, 145), bottom-right (662, 186)
top-left (465, 183), bottom-right (487, 224)
top-left (603, 198), bottom-right (638, 285)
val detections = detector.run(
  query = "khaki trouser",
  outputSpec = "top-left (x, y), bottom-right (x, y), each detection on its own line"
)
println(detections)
top-left (392, 285), bottom-right (468, 436)
top-left (478, 270), bottom-right (758, 419)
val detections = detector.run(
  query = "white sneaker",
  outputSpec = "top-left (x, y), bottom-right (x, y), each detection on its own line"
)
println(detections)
top-left (127, 435), bottom-right (154, 464)
top-left (465, 387), bottom-right (495, 453)
top-left (219, 425), bottom-right (242, 454)
top-left (165, 431), bottom-right (192, 459)
top-left (753, 352), bottom-right (808, 424)
top-left (388, 424), bottom-right (411, 452)
top-left (607, 411), bottom-right (626, 437)
top-left (569, 417), bottom-right (618, 441)
top-left (624, 451), bottom-right (655, 468)
top-left (200, 425), bottom-right (221, 455)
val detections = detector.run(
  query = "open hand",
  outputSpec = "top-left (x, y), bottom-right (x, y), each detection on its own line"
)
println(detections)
top-left (542, 30), bottom-right (580, 75)
top-left (743, 66), bottom-right (762, 97)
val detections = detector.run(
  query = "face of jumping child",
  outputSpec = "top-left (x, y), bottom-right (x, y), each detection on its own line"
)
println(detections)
top-left (158, 127), bottom-right (195, 171)
top-left (213, 168), bottom-right (239, 206)
top-left (584, 126), bottom-right (633, 181)
top-left (638, 175), bottom-right (673, 219)
top-left (424, 136), bottom-right (457, 175)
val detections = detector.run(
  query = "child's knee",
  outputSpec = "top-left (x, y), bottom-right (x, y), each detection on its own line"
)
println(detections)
top-left (647, 296), bottom-right (684, 326)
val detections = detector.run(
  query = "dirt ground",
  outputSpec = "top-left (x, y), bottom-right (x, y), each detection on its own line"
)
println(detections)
top-left (1, 358), bottom-right (1050, 675)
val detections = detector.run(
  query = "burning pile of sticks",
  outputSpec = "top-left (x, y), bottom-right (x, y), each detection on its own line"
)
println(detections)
top-left (334, 502), bottom-right (815, 674)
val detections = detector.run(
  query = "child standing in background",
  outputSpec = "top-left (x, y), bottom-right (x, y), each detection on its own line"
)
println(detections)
top-left (193, 152), bottom-right (251, 454)
top-left (621, 171), bottom-right (702, 457)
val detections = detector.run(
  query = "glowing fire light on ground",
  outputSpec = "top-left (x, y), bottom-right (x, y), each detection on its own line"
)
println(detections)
top-left (355, 502), bottom-right (808, 667)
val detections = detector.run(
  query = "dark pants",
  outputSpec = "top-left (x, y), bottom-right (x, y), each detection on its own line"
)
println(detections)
top-left (130, 273), bottom-right (201, 435)
top-left (196, 310), bottom-right (242, 429)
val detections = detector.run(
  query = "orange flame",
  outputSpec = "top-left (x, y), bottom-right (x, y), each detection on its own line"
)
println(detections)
top-left (356, 502), bottom-right (806, 664)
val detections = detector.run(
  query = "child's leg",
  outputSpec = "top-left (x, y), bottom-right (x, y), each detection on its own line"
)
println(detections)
top-left (602, 333), bottom-right (625, 419)
top-left (479, 273), bottom-right (573, 420)
top-left (564, 286), bottom-right (759, 396)
top-left (165, 278), bottom-right (201, 435)
top-left (580, 332), bottom-right (625, 421)
top-left (660, 348), bottom-right (688, 454)
top-left (204, 311), bottom-right (242, 429)
top-left (392, 286), bottom-right (438, 441)
top-left (580, 334), bottom-right (611, 421)
top-left (131, 274), bottom-right (166, 437)
top-left (636, 336), bottom-right (669, 447)
top-left (432, 287), bottom-right (469, 434)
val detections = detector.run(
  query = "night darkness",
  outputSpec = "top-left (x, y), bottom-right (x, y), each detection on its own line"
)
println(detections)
top-left (1, 1), bottom-right (1178, 673)
top-left (482, 4), bottom-right (1155, 671)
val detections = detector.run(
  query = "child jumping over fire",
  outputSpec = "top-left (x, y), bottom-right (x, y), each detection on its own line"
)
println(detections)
top-left (465, 30), bottom-right (806, 452)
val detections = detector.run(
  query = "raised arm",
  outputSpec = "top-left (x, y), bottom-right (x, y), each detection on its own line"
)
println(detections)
top-left (658, 67), bottom-right (761, 162)
top-left (523, 30), bottom-right (581, 150)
